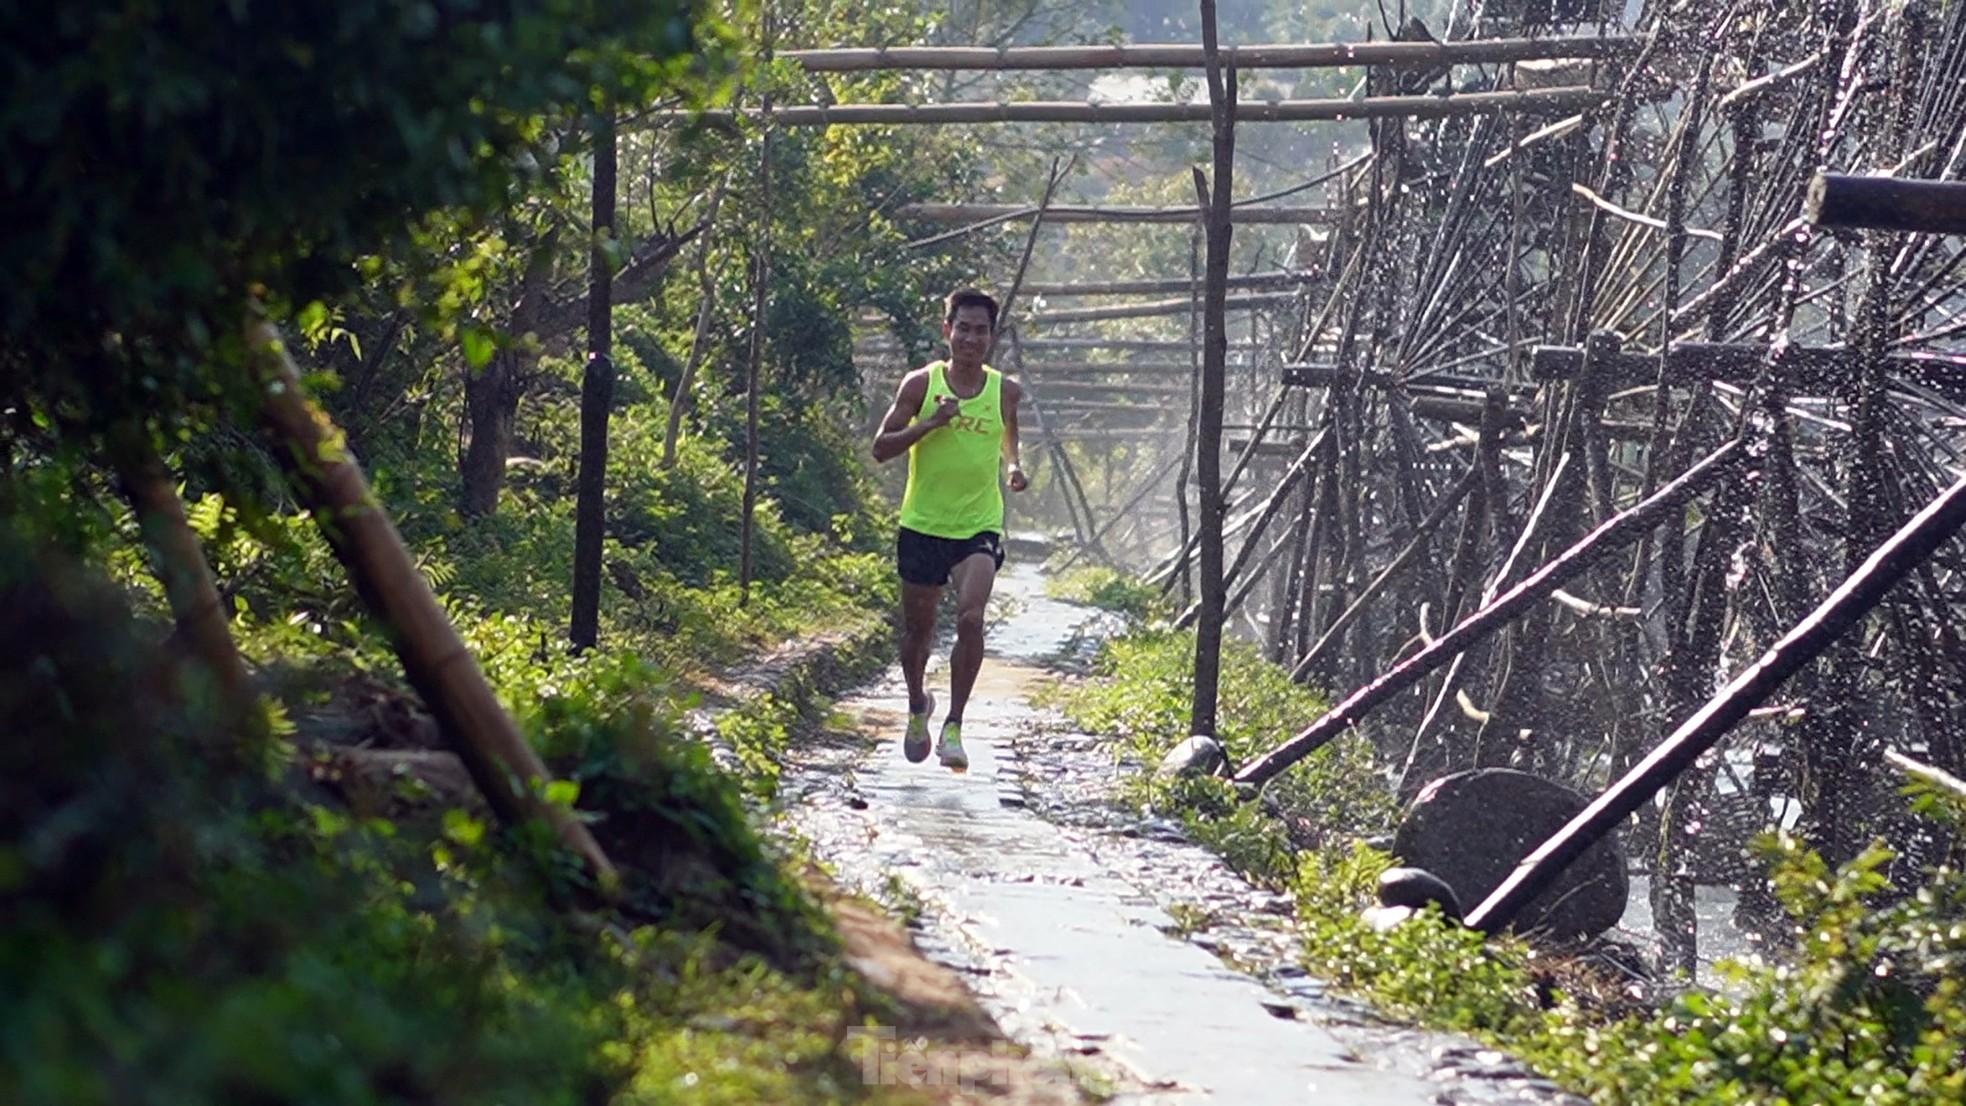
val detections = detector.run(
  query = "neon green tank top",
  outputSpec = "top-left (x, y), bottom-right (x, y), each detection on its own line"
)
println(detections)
top-left (899, 361), bottom-right (1005, 539)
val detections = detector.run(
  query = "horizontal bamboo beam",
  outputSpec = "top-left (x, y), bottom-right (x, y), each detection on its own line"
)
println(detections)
top-left (1025, 270), bottom-right (1316, 295)
top-left (1533, 341), bottom-right (1966, 400)
top-left (1808, 173), bottom-right (1966, 235)
top-left (854, 336), bottom-right (1262, 352)
top-left (897, 203), bottom-right (1334, 225)
top-left (660, 87), bottom-right (1606, 127)
top-left (1029, 291), bottom-right (1300, 324)
top-left (783, 36), bottom-right (1639, 71)
top-left (1283, 363), bottom-right (1539, 395)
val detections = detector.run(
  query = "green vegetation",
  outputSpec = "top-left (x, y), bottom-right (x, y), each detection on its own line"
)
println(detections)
top-left (2, 0), bottom-right (1007, 1102)
top-left (1055, 626), bottom-right (1395, 884)
top-left (1046, 564), bottom-right (1169, 622)
top-left (1061, 620), bottom-right (1966, 1106)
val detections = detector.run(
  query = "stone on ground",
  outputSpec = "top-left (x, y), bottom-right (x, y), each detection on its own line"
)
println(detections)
top-left (1392, 768), bottom-right (1628, 941)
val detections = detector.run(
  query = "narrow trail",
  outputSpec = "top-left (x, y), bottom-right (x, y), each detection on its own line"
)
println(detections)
top-left (786, 565), bottom-right (1585, 1105)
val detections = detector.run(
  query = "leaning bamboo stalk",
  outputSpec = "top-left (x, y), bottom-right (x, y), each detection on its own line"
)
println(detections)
top-left (1294, 464), bottom-right (1479, 676)
top-left (1235, 439), bottom-right (1745, 789)
top-left (663, 87), bottom-right (1605, 127)
top-left (246, 317), bottom-right (619, 894)
top-left (1468, 470), bottom-right (1966, 935)
top-left (1172, 429), bottom-right (1326, 630)
top-left (783, 37), bottom-right (1639, 72)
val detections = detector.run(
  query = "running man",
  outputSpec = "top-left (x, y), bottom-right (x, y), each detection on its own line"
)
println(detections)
top-left (871, 288), bottom-right (1027, 770)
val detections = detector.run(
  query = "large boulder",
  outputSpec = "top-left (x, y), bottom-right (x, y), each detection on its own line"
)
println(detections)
top-left (1392, 768), bottom-right (1628, 941)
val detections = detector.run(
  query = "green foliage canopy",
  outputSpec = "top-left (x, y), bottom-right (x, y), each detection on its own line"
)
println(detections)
top-left (1, 0), bottom-right (732, 433)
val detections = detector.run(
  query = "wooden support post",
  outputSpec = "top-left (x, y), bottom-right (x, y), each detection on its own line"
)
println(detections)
top-left (1189, 0), bottom-right (1236, 741)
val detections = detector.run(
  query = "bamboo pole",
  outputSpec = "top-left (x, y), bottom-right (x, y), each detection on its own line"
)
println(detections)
top-left (1294, 465), bottom-right (1480, 676)
top-left (246, 318), bottom-right (619, 894)
top-left (781, 37), bottom-right (1639, 72)
top-left (1235, 439), bottom-right (1746, 789)
top-left (1467, 470), bottom-right (1966, 935)
top-left (662, 87), bottom-right (1605, 127)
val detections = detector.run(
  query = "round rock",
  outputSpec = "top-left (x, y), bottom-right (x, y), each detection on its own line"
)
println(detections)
top-left (1392, 768), bottom-right (1628, 941)
top-left (1156, 735), bottom-right (1229, 779)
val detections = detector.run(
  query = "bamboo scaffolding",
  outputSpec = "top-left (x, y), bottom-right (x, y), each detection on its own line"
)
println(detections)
top-left (663, 87), bottom-right (1606, 127)
top-left (783, 37), bottom-right (1639, 72)
top-left (1469, 470), bottom-right (1966, 934)
top-left (1236, 439), bottom-right (1746, 788)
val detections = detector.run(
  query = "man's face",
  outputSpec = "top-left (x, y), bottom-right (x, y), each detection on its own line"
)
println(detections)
top-left (943, 304), bottom-right (994, 362)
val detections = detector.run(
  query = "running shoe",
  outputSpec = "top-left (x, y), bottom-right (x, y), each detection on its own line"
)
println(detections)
top-left (936, 720), bottom-right (969, 772)
top-left (903, 692), bottom-right (934, 763)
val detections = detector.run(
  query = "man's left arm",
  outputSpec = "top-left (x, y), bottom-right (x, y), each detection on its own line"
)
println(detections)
top-left (1002, 377), bottom-right (1027, 492)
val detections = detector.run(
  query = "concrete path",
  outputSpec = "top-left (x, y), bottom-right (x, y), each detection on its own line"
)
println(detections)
top-left (785, 565), bottom-right (1583, 1106)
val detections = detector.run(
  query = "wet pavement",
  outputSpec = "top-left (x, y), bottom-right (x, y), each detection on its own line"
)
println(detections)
top-left (782, 565), bottom-right (1589, 1105)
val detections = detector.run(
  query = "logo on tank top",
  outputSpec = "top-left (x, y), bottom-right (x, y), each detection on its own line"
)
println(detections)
top-left (934, 394), bottom-right (996, 436)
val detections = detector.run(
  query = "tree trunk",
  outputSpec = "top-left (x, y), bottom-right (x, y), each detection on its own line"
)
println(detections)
top-left (739, 109), bottom-right (773, 605)
top-left (461, 233), bottom-right (557, 517)
top-left (571, 112), bottom-right (617, 651)
top-left (246, 316), bottom-right (619, 894)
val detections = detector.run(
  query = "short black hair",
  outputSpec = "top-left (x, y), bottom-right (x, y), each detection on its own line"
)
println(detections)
top-left (943, 287), bottom-right (999, 329)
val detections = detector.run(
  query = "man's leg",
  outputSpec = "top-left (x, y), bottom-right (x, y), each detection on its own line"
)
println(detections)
top-left (943, 552), bottom-right (998, 725)
top-left (900, 581), bottom-right (941, 715)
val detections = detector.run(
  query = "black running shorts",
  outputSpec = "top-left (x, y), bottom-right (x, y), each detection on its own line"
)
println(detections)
top-left (896, 527), bottom-right (1005, 587)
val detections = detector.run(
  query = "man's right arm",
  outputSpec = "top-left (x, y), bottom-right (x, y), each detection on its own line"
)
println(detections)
top-left (872, 371), bottom-right (942, 463)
